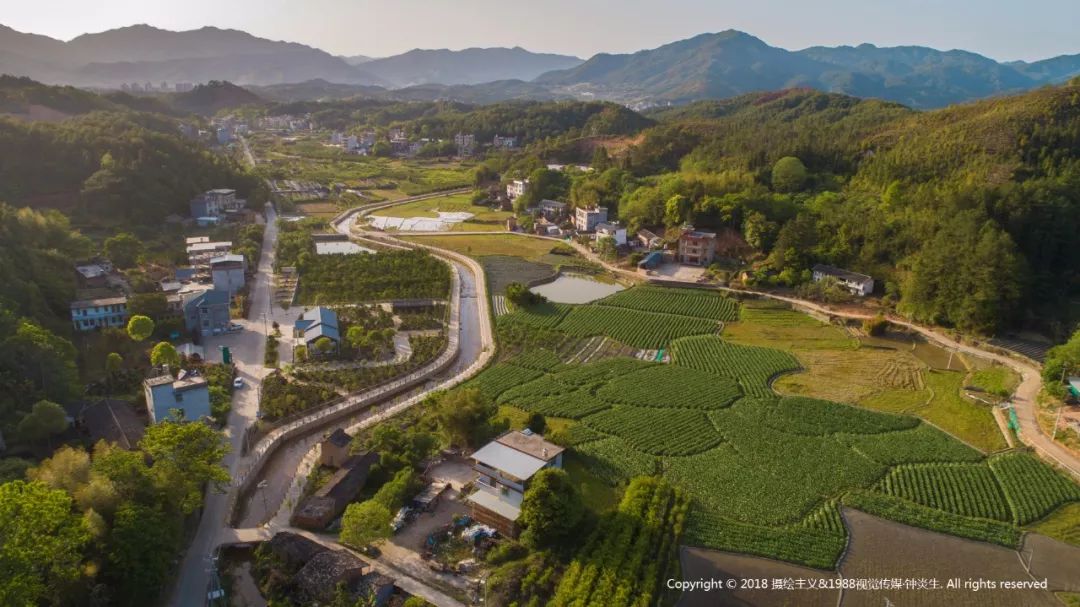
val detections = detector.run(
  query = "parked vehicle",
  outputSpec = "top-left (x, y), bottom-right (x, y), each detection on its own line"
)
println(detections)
top-left (233, 377), bottom-right (244, 389)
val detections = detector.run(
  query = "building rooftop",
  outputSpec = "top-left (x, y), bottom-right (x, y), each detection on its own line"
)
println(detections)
top-left (145, 375), bottom-right (175, 388)
top-left (173, 375), bottom-right (208, 392)
top-left (210, 254), bottom-right (245, 265)
top-left (207, 188), bottom-right (237, 195)
top-left (596, 222), bottom-right (623, 232)
top-left (466, 489), bottom-right (522, 521)
top-left (539, 199), bottom-right (567, 208)
top-left (71, 296), bottom-right (127, 309)
top-left (681, 229), bottom-right (717, 239)
top-left (496, 430), bottom-right (565, 461)
top-left (267, 532), bottom-right (328, 569)
top-left (185, 289), bottom-right (230, 308)
top-left (65, 399), bottom-right (146, 450)
top-left (325, 428), bottom-right (352, 449)
top-left (812, 264), bottom-right (873, 285)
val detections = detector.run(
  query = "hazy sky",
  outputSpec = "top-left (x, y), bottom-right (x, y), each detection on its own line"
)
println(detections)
top-left (5, 0), bottom-right (1079, 62)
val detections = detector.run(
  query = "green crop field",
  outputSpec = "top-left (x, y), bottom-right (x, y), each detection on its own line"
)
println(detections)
top-left (463, 284), bottom-right (1080, 569)
top-left (989, 452), bottom-right (1080, 524)
top-left (876, 463), bottom-right (1012, 521)
top-left (595, 286), bottom-right (740, 321)
top-left (555, 306), bottom-right (720, 349)
top-left (669, 335), bottom-right (800, 397)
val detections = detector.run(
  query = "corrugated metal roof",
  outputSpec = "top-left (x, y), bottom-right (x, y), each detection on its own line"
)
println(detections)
top-left (472, 441), bottom-right (547, 480)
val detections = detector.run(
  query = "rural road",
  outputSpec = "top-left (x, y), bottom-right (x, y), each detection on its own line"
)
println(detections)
top-left (169, 202), bottom-right (283, 607)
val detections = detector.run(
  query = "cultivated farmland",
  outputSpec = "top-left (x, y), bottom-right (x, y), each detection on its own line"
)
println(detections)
top-left (463, 284), bottom-right (1080, 569)
top-left (594, 285), bottom-right (739, 321)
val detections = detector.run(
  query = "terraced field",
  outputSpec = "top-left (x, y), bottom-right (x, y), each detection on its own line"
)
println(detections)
top-left (467, 285), bottom-right (1080, 569)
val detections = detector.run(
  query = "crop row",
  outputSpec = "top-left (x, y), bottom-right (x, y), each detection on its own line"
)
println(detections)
top-left (760, 396), bottom-right (919, 436)
top-left (506, 347), bottom-right (564, 371)
top-left (842, 490), bottom-right (1021, 547)
top-left (552, 357), bottom-right (651, 386)
top-left (555, 306), bottom-right (719, 349)
top-left (685, 508), bottom-right (847, 570)
top-left (876, 463), bottom-right (1011, 521)
top-left (663, 442), bottom-right (831, 525)
top-left (710, 406), bottom-right (887, 505)
top-left (989, 452), bottom-right (1080, 524)
top-left (839, 424), bottom-right (984, 466)
top-left (595, 286), bottom-right (740, 321)
top-left (596, 365), bottom-right (742, 410)
top-left (464, 363), bottom-right (543, 401)
top-left (583, 406), bottom-right (722, 456)
top-left (795, 499), bottom-right (846, 535)
top-left (498, 301), bottom-right (571, 328)
top-left (670, 335), bottom-right (800, 397)
top-left (520, 388), bottom-right (613, 419)
top-left (573, 436), bottom-right (659, 484)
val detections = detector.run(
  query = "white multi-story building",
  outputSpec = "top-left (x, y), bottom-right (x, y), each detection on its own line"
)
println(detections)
top-left (506, 179), bottom-right (529, 201)
top-left (465, 430), bottom-right (564, 538)
top-left (575, 206), bottom-right (609, 232)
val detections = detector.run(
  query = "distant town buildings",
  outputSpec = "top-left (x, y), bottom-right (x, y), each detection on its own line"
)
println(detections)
top-left (492, 134), bottom-right (517, 149)
top-left (538, 199), bottom-right (568, 222)
top-left (506, 179), bottom-right (529, 201)
top-left (189, 189), bottom-right (244, 220)
top-left (454, 132), bottom-right (475, 156)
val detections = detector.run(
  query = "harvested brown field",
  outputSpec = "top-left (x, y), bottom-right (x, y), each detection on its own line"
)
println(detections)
top-left (838, 508), bottom-right (1067, 606)
top-left (678, 546), bottom-right (839, 607)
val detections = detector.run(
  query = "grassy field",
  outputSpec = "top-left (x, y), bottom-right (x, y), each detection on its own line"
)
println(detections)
top-left (724, 305), bottom-right (857, 351)
top-left (1029, 502), bottom-right (1080, 547)
top-left (374, 192), bottom-right (513, 231)
top-left (460, 283), bottom-right (1079, 569)
top-left (775, 348), bottom-right (925, 403)
top-left (968, 364), bottom-right (1022, 396)
top-left (250, 134), bottom-right (472, 198)
top-left (401, 233), bottom-right (568, 260)
top-left (919, 370), bottom-right (1008, 453)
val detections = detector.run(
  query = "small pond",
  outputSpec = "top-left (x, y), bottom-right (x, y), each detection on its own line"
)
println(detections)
top-left (529, 273), bottom-right (624, 304)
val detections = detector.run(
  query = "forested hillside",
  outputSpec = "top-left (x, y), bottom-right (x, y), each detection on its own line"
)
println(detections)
top-left (561, 85), bottom-right (1080, 334)
top-left (0, 109), bottom-right (262, 225)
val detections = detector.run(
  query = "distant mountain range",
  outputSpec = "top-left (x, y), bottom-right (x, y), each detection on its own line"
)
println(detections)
top-left (536, 31), bottom-right (1080, 108)
top-left (1, 24), bottom-right (1079, 108)
top-left (358, 47), bottom-right (582, 88)
top-left (0, 24), bottom-right (579, 90)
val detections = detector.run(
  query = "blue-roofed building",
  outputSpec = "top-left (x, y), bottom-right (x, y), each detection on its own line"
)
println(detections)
top-left (183, 289), bottom-right (232, 337)
top-left (638, 250), bottom-right (663, 271)
top-left (294, 307), bottom-right (340, 353)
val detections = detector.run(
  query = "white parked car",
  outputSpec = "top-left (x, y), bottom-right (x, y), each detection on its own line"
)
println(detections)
top-left (233, 377), bottom-right (244, 389)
